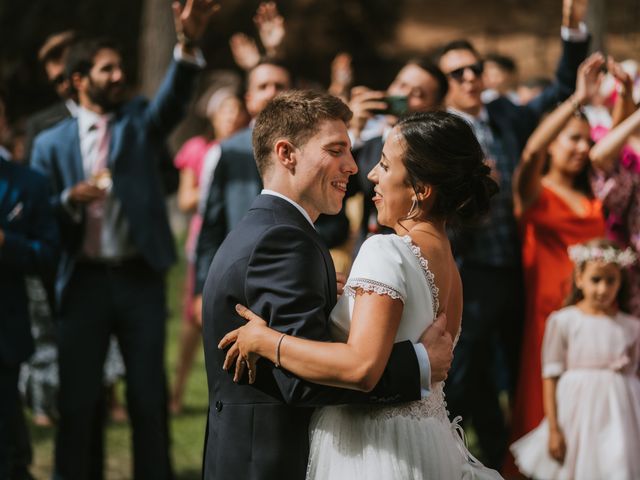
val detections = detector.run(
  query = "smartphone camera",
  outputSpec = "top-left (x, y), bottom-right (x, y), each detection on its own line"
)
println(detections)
top-left (370, 95), bottom-right (408, 117)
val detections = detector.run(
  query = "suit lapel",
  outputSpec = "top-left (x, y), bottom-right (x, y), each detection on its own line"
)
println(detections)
top-left (67, 121), bottom-right (85, 182)
top-left (254, 194), bottom-right (338, 313)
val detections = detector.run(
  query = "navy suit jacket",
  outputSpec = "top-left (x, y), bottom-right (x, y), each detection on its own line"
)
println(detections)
top-left (0, 159), bottom-right (59, 366)
top-left (202, 194), bottom-right (421, 479)
top-left (31, 59), bottom-right (200, 304)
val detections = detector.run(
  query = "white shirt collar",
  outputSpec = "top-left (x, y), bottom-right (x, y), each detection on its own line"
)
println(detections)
top-left (77, 106), bottom-right (113, 136)
top-left (66, 99), bottom-right (79, 117)
top-left (447, 105), bottom-right (489, 124)
top-left (261, 189), bottom-right (315, 227)
top-left (0, 145), bottom-right (12, 162)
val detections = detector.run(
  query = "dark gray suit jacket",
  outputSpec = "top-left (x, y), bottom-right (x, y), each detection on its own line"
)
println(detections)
top-left (202, 193), bottom-right (421, 480)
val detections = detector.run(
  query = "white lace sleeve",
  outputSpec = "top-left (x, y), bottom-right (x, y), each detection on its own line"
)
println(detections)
top-left (345, 235), bottom-right (407, 303)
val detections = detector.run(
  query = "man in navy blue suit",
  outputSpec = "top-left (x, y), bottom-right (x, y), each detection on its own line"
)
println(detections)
top-left (30, 1), bottom-right (220, 478)
top-left (0, 149), bottom-right (59, 479)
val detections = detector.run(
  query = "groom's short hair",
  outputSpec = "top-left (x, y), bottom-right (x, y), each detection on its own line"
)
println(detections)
top-left (252, 90), bottom-right (352, 177)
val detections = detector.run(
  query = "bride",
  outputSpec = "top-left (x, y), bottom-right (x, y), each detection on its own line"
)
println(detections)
top-left (219, 111), bottom-right (502, 479)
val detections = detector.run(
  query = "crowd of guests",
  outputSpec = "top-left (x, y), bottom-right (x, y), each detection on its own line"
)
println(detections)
top-left (1, 0), bottom-right (640, 478)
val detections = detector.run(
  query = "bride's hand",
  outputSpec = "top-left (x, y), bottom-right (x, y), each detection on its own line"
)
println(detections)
top-left (218, 304), bottom-right (269, 384)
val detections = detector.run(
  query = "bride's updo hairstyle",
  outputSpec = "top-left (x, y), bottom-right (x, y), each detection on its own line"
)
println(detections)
top-left (397, 111), bottom-right (498, 224)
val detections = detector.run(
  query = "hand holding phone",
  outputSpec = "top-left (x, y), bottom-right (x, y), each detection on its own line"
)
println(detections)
top-left (370, 95), bottom-right (408, 117)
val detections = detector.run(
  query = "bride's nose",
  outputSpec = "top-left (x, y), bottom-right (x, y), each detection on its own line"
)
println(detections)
top-left (367, 166), bottom-right (378, 183)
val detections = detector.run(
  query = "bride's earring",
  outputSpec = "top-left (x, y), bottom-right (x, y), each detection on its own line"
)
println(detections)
top-left (407, 198), bottom-right (418, 217)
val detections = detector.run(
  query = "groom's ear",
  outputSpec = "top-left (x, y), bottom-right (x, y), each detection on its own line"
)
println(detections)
top-left (274, 139), bottom-right (297, 173)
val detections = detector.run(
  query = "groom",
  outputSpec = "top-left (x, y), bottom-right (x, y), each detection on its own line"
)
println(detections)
top-left (202, 90), bottom-right (453, 479)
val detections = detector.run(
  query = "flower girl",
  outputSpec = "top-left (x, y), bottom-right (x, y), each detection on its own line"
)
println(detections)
top-left (511, 238), bottom-right (640, 480)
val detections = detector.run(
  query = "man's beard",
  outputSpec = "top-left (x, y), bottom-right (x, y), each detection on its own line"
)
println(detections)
top-left (86, 77), bottom-right (125, 112)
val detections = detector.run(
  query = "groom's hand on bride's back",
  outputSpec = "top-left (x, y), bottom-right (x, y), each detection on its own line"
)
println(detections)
top-left (419, 313), bottom-right (453, 383)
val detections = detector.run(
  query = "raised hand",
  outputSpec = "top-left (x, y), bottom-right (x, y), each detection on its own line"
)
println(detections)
top-left (329, 53), bottom-right (353, 101)
top-left (348, 86), bottom-right (387, 139)
top-left (574, 52), bottom-right (605, 105)
top-left (254, 2), bottom-right (285, 57)
top-left (607, 56), bottom-right (634, 93)
top-left (562, 0), bottom-right (588, 29)
top-left (418, 312), bottom-right (453, 383)
top-left (229, 33), bottom-right (261, 71)
top-left (172, 0), bottom-right (221, 45)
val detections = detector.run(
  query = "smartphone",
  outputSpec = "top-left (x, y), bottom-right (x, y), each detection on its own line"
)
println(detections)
top-left (370, 95), bottom-right (408, 117)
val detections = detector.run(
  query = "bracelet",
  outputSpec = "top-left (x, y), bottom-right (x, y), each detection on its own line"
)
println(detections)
top-left (569, 96), bottom-right (581, 112)
top-left (275, 333), bottom-right (286, 368)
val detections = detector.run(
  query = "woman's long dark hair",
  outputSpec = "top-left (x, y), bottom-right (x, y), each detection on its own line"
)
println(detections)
top-left (395, 111), bottom-right (499, 226)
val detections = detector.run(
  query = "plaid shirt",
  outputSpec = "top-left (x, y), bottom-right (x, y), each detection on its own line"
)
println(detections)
top-left (449, 108), bottom-right (520, 268)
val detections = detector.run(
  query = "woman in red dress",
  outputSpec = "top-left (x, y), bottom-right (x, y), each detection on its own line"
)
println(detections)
top-left (510, 55), bottom-right (607, 445)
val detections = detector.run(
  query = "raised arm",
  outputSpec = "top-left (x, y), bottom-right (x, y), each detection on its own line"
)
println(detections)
top-left (514, 53), bottom-right (603, 216)
top-left (590, 106), bottom-right (640, 174)
top-left (521, 0), bottom-right (589, 120)
top-left (328, 53), bottom-right (353, 103)
top-left (254, 2), bottom-right (285, 58)
top-left (145, 0), bottom-right (219, 134)
top-left (608, 58), bottom-right (637, 128)
top-left (589, 59), bottom-right (640, 173)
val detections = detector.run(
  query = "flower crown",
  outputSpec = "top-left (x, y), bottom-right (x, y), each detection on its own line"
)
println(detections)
top-left (567, 244), bottom-right (637, 268)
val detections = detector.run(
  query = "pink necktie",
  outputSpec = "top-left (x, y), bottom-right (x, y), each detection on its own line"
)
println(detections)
top-left (82, 117), bottom-right (111, 257)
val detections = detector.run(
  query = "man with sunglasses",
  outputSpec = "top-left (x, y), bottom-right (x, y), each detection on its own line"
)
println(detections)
top-left (436, 0), bottom-right (590, 470)
top-left (24, 31), bottom-right (79, 163)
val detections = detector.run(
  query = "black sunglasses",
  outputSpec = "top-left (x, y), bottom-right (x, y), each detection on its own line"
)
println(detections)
top-left (447, 61), bottom-right (484, 82)
top-left (50, 73), bottom-right (66, 86)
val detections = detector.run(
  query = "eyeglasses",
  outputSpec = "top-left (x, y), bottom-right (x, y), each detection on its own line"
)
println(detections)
top-left (446, 61), bottom-right (484, 82)
top-left (50, 74), bottom-right (66, 86)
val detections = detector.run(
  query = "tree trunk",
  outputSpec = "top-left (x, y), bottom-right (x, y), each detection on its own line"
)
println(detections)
top-left (138, 0), bottom-right (175, 97)
top-left (586, 0), bottom-right (606, 54)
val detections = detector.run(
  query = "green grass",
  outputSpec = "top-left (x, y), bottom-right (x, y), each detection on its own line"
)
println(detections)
top-left (28, 253), bottom-right (209, 479)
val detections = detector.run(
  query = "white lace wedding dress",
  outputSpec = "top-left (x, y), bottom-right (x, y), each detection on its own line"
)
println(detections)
top-left (306, 234), bottom-right (503, 480)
